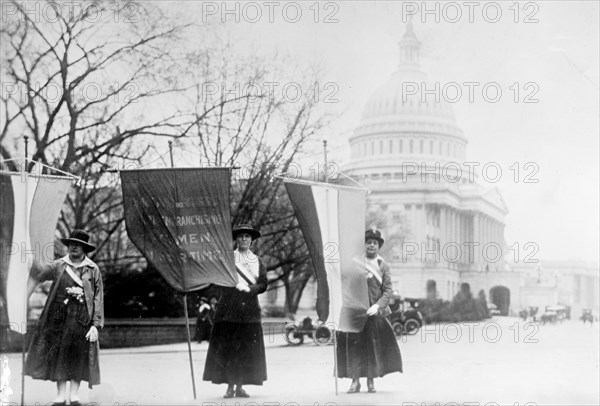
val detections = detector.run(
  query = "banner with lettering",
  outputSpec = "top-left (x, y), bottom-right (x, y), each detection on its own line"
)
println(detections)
top-left (120, 168), bottom-right (237, 292)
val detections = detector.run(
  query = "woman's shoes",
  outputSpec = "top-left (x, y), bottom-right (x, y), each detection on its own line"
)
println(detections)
top-left (235, 387), bottom-right (250, 397)
top-left (225, 386), bottom-right (250, 398)
top-left (223, 386), bottom-right (235, 398)
top-left (346, 379), bottom-right (375, 393)
top-left (347, 380), bottom-right (361, 393)
top-left (367, 378), bottom-right (376, 393)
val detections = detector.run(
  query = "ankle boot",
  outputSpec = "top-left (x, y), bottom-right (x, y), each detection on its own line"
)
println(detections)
top-left (367, 378), bottom-right (376, 393)
top-left (235, 386), bottom-right (250, 398)
top-left (224, 385), bottom-right (235, 398)
top-left (347, 379), bottom-right (361, 393)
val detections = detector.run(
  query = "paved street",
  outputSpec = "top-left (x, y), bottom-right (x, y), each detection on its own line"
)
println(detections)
top-left (2, 317), bottom-right (598, 406)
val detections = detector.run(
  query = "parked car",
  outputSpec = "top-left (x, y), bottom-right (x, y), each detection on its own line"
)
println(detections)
top-left (581, 308), bottom-right (594, 324)
top-left (546, 305), bottom-right (567, 323)
top-left (284, 316), bottom-right (332, 346)
top-left (518, 309), bottom-right (528, 320)
top-left (389, 295), bottom-right (424, 336)
top-left (528, 306), bottom-right (539, 321)
top-left (488, 303), bottom-right (501, 316)
top-left (540, 310), bottom-right (558, 324)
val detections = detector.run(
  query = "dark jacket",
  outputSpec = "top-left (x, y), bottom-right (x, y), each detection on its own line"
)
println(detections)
top-left (215, 256), bottom-right (268, 324)
top-left (368, 257), bottom-right (393, 319)
top-left (29, 257), bottom-right (104, 329)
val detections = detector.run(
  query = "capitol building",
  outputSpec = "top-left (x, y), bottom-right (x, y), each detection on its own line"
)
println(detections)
top-left (266, 23), bottom-right (598, 319)
top-left (337, 23), bottom-right (599, 317)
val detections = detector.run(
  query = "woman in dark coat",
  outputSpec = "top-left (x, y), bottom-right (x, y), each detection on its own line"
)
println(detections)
top-left (336, 229), bottom-right (402, 393)
top-left (203, 224), bottom-right (268, 398)
top-left (25, 230), bottom-right (103, 406)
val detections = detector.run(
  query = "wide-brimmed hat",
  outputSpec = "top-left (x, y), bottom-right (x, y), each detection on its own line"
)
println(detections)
top-left (232, 224), bottom-right (261, 240)
top-left (365, 229), bottom-right (384, 248)
top-left (60, 229), bottom-right (96, 253)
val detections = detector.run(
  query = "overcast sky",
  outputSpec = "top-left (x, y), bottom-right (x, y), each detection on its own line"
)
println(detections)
top-left (193, 0), bottom-right (598, 265)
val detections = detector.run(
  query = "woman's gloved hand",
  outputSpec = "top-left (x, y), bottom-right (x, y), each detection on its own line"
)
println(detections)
top-left (366, 304), bottom-right (380, 316)
top-left (236, 283), bottom-right (250, 293)
top-left (86, 326), bottom-right (98, 342)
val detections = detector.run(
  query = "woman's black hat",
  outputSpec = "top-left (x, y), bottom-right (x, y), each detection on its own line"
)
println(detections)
top-left (365, 229), bottom-right (384, 248)
top-left (60, 229), bottom-right (96, 253)
top-left (232, 224), bottom-right (261, 240)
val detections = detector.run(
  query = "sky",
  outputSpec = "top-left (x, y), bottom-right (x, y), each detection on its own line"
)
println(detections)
top-left (196, 0), bottom-right (599, 264)
top-left (4, 1), bottom-right (597, 264)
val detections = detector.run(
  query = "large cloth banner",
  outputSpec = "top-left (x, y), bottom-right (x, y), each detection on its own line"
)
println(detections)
top-left (0, 172), bottom-right (71, 333)
top-left (120, 168), bottom-right (237, 293)
top-left (284, 179), bottom-right (369, 333)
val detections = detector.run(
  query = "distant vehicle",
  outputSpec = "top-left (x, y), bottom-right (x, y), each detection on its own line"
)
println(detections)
top-left (284, 316), bottom-right (332, 346)
top-left (389, 295), bottom-right (424, 336)
top-left (518, 309), bottom-right (528, 321)
top-left (581, 309), bottom-right (594, 325)
top-left (488, 303), bottom-right (501, 316)
top-left (528, 306), bottom-right (539, 321)
top-left (540, 310), bottom-right (558, 324)
top-left (546, 305), bottom-right (567, 323)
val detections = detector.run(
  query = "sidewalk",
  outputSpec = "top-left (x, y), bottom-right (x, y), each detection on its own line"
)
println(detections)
top-left (2, 318), bottom-right (598, 406)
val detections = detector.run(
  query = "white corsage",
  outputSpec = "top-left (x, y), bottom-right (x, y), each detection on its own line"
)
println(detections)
top-left (64, 286), bottom-right (84, 305)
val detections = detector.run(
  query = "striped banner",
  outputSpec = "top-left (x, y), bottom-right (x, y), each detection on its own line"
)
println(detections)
top-left (0, 171), bottom-right (71, 333)
top-left (284, 179), bottom-right (369, 333)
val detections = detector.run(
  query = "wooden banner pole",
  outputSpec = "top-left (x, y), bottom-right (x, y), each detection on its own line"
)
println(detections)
top-left (182, 294), bottom-right (198, 399)
top-left (168, 141), bottom-right (174, 168)
top-left (322, 147), bottom-right (340, 395)
top-left (167, 142), bottom-right (197, 399)
top-left (323, 140), bottom-right (328, 182)
top-left (333, 327), bottom-right (339, 396)
top-left (21, 135), bottom-right (31, 406)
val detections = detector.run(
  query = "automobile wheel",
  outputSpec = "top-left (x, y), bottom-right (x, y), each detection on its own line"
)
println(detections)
top-left (403, 318), bottom-right (420, 335)
top-left (284, 325), bottom-right (304, 345)
top-left (392, 321), bottom-right (403, 337)
top-left (313, 326), bottom-right (331, 345)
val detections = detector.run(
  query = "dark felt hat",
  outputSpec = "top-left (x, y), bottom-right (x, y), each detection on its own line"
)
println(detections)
top-left (60, 229), bottom-right (96, 253)
top-left (365, 229), bottom-right (384, 247)
top-left (232, 224), bottom-right (261, 240)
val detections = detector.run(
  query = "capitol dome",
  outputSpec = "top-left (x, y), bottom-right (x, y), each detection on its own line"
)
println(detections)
top-left (336, 23), bottom-right (514, 310)
top-left (347, 23), bottom-right (467, 173)
top-left (360, 70), bottom-right (460, 127)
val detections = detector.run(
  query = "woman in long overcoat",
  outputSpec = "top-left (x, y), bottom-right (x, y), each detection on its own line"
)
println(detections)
top-left (25, 229), bottom-right (103, 406)
top-left (203, 224), bottom-right (268, 398)
top-left (336, 229), bottom-right (402, 393)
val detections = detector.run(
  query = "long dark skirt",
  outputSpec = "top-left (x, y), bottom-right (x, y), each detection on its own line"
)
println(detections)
top-left (336, 316), bottom-right (402, 378)
top-left (203, 321), bottom-right (267, 385)
top-left (25, 274), bottom-right (100, 386)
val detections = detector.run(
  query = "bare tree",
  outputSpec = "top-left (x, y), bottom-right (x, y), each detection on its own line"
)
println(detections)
top-left (1, 2), bottom-right (333, 314)
top-left (0, 1), bottom-right (191, 265)
top-left (172, 37), bottom-right (332, 314)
